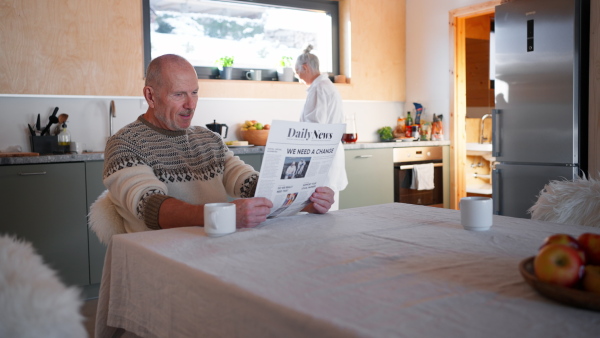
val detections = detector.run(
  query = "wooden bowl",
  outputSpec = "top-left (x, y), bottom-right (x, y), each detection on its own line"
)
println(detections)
top-left (519, 256), bottom-right (600, 312)
top-left (239, 129), bottom-right (269, 146)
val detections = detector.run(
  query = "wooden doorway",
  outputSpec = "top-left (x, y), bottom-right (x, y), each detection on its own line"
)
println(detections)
top-left (448, 0), bottom-right (502, 210)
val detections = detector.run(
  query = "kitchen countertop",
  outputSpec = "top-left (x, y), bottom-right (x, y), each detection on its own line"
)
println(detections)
top-left (0, 140), bottom-right (450, 166)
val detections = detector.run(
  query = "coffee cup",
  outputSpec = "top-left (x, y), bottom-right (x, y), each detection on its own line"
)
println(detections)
top-left (70, 142), bottom-right (83, 154)
top-left (204, 203), bottom-right (236, 237)
top-left (246, 70), bottom-right (262, 81)
top-left (460, 197), bottom-right (493, 231)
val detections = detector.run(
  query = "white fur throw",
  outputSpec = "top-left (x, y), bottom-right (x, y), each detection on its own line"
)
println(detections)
top-left (88, 189), bottom-right (126, 245)
top-left (0, 235), bottom-right (86, 338)
top-left (529, 175), bottom-right (600, 227)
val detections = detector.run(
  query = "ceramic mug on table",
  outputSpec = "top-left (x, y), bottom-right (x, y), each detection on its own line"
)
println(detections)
top-left (246, 70), bottom-right (262, 81)
top-left (460, 197), bottom-right (493, 231)
top-left (204, 203), bottom-right (236, 237)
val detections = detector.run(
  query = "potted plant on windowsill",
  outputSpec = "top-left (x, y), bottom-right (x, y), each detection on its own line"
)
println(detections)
top-left (278, 56), bottom-right (294, 82)
top-left (216, 56), bottom-right (234, 80)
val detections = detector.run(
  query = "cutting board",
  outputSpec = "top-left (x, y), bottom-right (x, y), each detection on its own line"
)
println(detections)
top-left (0, 152), bottom-right (40, 157)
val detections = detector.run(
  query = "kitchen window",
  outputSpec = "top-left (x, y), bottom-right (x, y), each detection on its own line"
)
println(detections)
top-left (142, 0), bottom-right (340, 79)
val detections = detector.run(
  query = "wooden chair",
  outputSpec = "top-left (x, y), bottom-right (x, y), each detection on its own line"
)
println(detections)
top-left (529, 175), bottom-right (600, 227)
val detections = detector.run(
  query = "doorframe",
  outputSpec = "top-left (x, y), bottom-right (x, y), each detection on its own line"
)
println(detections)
top-left (448, 0), bottom-right (502, 210)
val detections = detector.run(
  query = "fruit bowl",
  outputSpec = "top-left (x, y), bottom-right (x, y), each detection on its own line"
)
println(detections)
top-left (519, 256), bottom-right (600, 312)
top-left (240, 129), bottom-right (269, 146)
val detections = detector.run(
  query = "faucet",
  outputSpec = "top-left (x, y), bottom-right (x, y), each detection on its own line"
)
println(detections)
top-left (480, 113), bottom-right (492, 143)
top-left (109, 100), bottom-right (116, 136)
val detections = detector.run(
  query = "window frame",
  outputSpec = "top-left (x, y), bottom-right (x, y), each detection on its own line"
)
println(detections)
top-left (142, 0), bottom-right (340, 80)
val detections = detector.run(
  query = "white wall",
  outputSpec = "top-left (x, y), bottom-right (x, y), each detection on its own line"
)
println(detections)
top-left (405, 0), bottom-right (490, 134)
top-left (0, 95), bottom-right (402, 153)
top-left (3, 0), bottom-right (494, 153)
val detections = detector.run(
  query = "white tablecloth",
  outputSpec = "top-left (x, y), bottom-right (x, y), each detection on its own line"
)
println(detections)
top-left (96, 203), bottom-right (600, 338)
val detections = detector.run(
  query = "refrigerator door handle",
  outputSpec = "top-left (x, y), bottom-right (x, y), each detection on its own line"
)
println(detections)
top-left (492, 109), bottom-right (501, 157)
top-left (492, 169), bottom-right (501, 215)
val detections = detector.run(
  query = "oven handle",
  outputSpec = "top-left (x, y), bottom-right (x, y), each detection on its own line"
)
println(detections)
top-left (398, 163), bottom-right (444, 170)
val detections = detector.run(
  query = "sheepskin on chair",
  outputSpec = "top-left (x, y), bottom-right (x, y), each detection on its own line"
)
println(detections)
top-left (88, 189), bottom-right (126, 245)
top-left (0, 235), bottom-right (86, 338)
top-left (529, 175), bottom-right (600, 227)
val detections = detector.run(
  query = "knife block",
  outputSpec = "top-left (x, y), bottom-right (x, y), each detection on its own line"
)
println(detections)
top-left (31, 135), bottom-right (60, 154)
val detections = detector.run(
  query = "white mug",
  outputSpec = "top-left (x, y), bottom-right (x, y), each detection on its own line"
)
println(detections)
top-left (246, 69), bottom-right (262, 81)
top-left (460, 197), bottom-right (493, 231)
top-left (70, 142), bottom-right (83, 154)
top-left (204, 203), bottom-right (236, 237)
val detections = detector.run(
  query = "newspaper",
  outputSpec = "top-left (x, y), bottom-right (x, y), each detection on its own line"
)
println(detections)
top-left (254, 120), bottom-right (345, 218)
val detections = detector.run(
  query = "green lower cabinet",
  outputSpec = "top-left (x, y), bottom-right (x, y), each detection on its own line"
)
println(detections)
top-left (85, 161), bottom-right (107, 284)
top-left (340, 148), bottom-right (394, 209)
top-left (0, 163), bottom-right (89, 286)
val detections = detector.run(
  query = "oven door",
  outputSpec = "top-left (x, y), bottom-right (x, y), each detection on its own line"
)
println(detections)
top-left (394, 160), bottom-right (444, 207)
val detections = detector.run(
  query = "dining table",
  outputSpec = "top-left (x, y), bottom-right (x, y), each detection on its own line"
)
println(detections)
top-left (95, 203), bottom-right (600, 338)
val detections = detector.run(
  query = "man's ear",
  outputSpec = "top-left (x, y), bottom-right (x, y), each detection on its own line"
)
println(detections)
top-left (143, 86), bottom-right (155, 109)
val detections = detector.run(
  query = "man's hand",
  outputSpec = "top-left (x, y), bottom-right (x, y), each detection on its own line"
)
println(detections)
top-left (232, 197), bottom-right (274, 228)
top-left (302, 187), bottom-right (335, 214)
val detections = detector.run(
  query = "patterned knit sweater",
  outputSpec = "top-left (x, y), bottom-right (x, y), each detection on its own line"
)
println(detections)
top-left (103, 116), bottom-right (258, 233)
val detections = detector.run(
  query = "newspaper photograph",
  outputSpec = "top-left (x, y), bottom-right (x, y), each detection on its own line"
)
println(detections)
top-left (253, 120), bottom-right (345, 218)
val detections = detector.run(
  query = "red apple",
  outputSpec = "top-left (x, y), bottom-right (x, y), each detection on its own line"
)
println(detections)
top-left (540, 233), bottom-right (585, 263)
top-left (577, 233), bottom-right (600, 265)
top-left (540, 233), bottom-right (580, 250)
top-left (582, 265), bottom-right (600, 294)
top-left (534, 243), bottom-right (584, 287)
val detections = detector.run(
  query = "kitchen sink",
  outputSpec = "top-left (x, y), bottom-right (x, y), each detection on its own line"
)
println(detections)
top-left (466, 143), bottom-right (495, 162)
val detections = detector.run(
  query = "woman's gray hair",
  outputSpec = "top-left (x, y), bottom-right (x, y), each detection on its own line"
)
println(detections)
top-left (295, 45), bottom-right (320, 73)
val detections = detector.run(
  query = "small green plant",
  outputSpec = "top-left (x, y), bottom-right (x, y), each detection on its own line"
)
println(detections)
top-left (216, 56), bottom-right (234, 68)
top-left (280, 56), bottom-right (293, 68)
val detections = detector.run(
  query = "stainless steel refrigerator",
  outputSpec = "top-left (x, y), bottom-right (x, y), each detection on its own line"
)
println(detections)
top-left (492, 0), bottom-right (589, 218)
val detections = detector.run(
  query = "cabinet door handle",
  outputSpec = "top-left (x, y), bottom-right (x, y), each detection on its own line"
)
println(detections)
top-left (18, 171), bottom-right (47, 176)
top-left (355, 155), bottom-right (373, 159)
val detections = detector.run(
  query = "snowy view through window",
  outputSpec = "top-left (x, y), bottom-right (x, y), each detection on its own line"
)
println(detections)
top-left (149, 0), bottom-right (333, 72)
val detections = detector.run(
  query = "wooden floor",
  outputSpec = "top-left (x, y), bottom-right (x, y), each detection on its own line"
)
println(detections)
top-left (82, 298), bottom-right (98, 338)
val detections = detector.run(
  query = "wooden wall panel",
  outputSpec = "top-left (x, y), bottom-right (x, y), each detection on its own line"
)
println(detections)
top-left (0, 0), bottom-right (406, 101)
top-left (0, 0), bottom-right (144, 96)
top-left (465, 38), bottom-right (494, 108)
top-left (347, 0), bottom-right (405, 101)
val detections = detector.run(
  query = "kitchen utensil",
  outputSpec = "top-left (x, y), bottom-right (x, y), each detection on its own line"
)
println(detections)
top-left (109, 100), bottom-right (116, 136)
top-left (27, 124), bottom-right (36, 136)
top-left (54, 114), bottom-right (69, 135)
top-left (58, 113), bottom-right (68, 124)
top-left (205, 120), bottom-right (228, 137)
top-left (0, 152), bottom-right (39, 157)
top-left (40, 107), bottom-right (59, 136)
top-left (36, 114), bottom-right (41, 131)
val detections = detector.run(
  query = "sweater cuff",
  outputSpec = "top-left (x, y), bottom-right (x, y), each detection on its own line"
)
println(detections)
top-left (144, 194), bottom-right (173, 230)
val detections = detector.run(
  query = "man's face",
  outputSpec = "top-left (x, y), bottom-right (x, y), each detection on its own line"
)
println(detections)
top-left (150, 64), bottom-right (199, 131)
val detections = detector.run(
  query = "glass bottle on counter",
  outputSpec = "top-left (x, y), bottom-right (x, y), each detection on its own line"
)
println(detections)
top-left (404, 111), bottom-right (413, 138)
top-left (57, 123), bottom-right (71, 146)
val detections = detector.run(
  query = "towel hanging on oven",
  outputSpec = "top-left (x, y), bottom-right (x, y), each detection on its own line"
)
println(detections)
top-left (410, 163), bottom-right (435, 190)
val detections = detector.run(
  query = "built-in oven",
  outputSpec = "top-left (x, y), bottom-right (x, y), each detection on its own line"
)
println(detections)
top-left (394, 146), bottom-right (444, 207)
